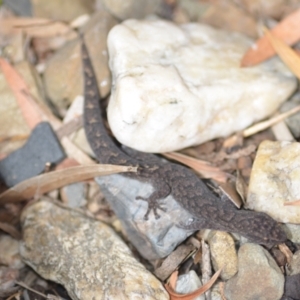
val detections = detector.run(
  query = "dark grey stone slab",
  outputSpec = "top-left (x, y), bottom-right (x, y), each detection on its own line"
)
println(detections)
top-left (0, 122), bottom-right (65, 187)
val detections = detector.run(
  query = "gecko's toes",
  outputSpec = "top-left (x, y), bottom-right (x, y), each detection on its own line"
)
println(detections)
top-left (136, 195), bottom-right (166, 220)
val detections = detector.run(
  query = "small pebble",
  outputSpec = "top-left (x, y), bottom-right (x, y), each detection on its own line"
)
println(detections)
top-left (207, 231), bottom-right (238, 281)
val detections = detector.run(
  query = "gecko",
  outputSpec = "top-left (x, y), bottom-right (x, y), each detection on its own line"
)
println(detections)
top-left (81, 40), bottom-right (287, 247)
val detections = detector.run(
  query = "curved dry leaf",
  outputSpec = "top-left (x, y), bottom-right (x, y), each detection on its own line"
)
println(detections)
top-left (241, 8), bottom-right (300, 67)
top-left (0, 164), bottom-right (137, 204)
top-left (264, 27), bottom-right (300, 79)
top-left (163, 152), bottom-right (229, 183)
top-left (279, 243), bottom-right (293, 265)
top-left (164, 268), bottom-right (222, 300)
top-left (236, 171), bottom-right (248, 204)
top-left (216, 180), bottom-right (242, 208)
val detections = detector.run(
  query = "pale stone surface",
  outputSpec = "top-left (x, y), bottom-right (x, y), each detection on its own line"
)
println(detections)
top-left (247, 140), bottom-right (300, 223)
top-left (107, 19), bottom-right (296, 153)
top-left (207, 231), bottom-right (238, 280)
top-left (225, 243), bottom-right (284, 300)
top-left (0, 235), bottom-right (24, 269)
top-left (283, 223), bottom-right (300, 244)
top-left (20, 200), bottom-right (169, 300)
top-left (44, 10), bottom-right (118, 110)
top-left (31, 0), bottom-right (94, 22)
top-left (288, 250), bottom-right (300, 276)
top-left (175, 270), bottom-right (205, 300)
top-left (280, 92), bottom-right (300, 139)
top-left (97, 0), bottom-right (161, 20)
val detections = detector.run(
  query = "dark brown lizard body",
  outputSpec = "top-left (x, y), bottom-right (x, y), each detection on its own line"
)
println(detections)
top-left (82, 41), bottom-right (287, 247)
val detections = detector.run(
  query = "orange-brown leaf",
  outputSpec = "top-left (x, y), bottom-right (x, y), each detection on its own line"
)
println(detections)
top-left (0, 58), bottom-right (43, 129)
top-left (241, 8), bottom-right (300, 67)
top-left (284, 200), bottom-right (300, 206)
top-left (264, 27), bottom-right (300, 79)
top-left (164, 268), bottom-right (222, 300)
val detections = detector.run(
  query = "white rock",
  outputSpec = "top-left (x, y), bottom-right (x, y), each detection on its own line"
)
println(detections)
top-left (247, 140), bottom-right (300, 223)
top-left (107, 19), bottom-right (296, 153)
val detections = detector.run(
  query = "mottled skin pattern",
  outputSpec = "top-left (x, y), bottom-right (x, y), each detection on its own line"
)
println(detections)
top-left (81, 42), bottom-right (287, 247)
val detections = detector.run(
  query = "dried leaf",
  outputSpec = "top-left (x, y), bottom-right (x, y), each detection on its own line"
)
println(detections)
top-left (242, 105), bottom-right (300, 137)
top-left (222, 133), bottom-right (243, 151)
top-left (0, 222), bottom-right (21, 240)
top-left (0, 58), bottom-right (95, 165)
top-left (0, 164), bottom-right (137, 204)
top-left (216, 180), bottom-right (242, 208)
top-left (284, 199), bottom-right (300, 206)
top-left (0, 58), bottom-right (44, 129)
top-left (241, 8), bottom-right (300, 67)
top-left (264, 27), bottom-right (300, 79)
top-left (163, 152), bottom-right (229, 183)
top-left (279, 243), bottom-right (293, 264)
top-left (164, 268), bottom-right (222, 300)
top-left (236, 171), bottom-right (248, 204)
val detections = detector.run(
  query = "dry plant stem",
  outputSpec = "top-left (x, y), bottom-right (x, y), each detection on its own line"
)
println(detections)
top-left (201, 239), bottom-right (212, 300)
top-left (0, 165), bottom-right (137, 204)
top-left (16, 281), bottom-right (47, 298)
top-left (242, 104), bottom-right (300, 137)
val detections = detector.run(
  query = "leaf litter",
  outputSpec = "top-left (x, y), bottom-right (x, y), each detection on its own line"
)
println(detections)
top-left (2, 1), bottom-right (300, 299)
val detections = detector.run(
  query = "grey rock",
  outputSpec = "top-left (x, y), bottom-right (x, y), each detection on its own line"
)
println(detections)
top-left (20, 200), bottom-right (169, 300)
top-left (283, 274), bottom-right (300, 300)
top-left (283, 223), bottom-right (300, 244)
top-left (96, 174), bottom-right (195, 260)
top-left (175, 270), bottom-right (205, 300)
top-left (225, 243), bottom-right (284, 300)
top-left (4, 0), bottom-right (32, 16)
top-left (288, 250), bottom-right (300, 276)
top-left (0, 122), bottom-right (65, 187)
